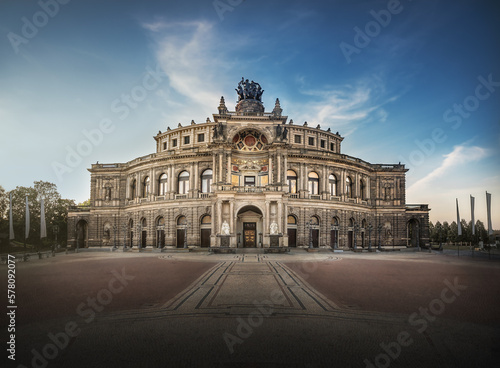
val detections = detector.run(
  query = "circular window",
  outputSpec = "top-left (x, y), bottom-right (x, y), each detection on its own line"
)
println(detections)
top-left (233, 130), bottom-right (267, 152)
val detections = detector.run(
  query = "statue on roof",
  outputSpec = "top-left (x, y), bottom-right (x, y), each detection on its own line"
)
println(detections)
top-left (236, 77), bottom-right (264, 102)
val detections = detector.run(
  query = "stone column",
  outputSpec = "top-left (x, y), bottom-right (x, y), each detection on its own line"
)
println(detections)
top-left (151, 168), bottom-right (156, 197)
top-left (269, 156), bottom-right (273, 185)
top-left (277, 153), bottom-right (281, 183)
top-left (212, 153), bottom-right (217, 185)
top-left (229, 200), bottom-right (234, 247)
top-left (217, 200), bottom-right (222, 235)
top-left (277, 200), bottom-right (283, 233)
top-left (227, 152), bottom-right (231, 184)
top-left (135, 173), bottom-right (140, 199)
top-left (265, 200), bottom-right (270, 237)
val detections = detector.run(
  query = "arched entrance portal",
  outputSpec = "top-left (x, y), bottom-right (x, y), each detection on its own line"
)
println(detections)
top-left (200, 215), bottom-right (211, 247)
top-left (76, 220), bottom-right (88, 248)
top-left (237, 206), bottom-right (263, 248)
top-left (407, 219), bottom-right (420, 247)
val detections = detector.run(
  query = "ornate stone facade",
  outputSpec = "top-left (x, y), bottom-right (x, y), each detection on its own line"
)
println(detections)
top-left (68, 80), bottom-right (430, 250)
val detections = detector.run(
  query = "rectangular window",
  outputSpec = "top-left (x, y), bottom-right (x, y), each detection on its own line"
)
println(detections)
top-left (320, 139), bottom-right (325, 148)
top-left (330, 142), bottom-right (334, 151)
top-left (308, 137), bottom-right (315, 146)
top-left (184, 136), bottom-right (190, 145)
top-left (172, 138), bottom-right (177, 147)
top-left (198, 133), bottom-right (205, 142)
top-left (244, 176), bottom-right (255, 186)
top-left (163, 142), bottom-right (167, 150)
top-left (294, 135), bottom-right (301, 144)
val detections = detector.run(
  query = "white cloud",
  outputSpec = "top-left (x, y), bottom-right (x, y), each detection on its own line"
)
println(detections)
top-left (408, 145), bottom-right (491, 194)
top-left (142, 20), bottom-right (239, 123)
top-left (289, 81), bottom-right (392, 135)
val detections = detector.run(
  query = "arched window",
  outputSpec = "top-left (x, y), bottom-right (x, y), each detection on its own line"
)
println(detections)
top-left (349, 218), bottom-right (355, 227)
top-left (287, 170), bottom-right (297, 194)
top-left (308, 172), bottom-right (319, 195)
top-left (287, 215), bottom-right (297, 224)
top-left (332, 217), bottom-right (339, 226)
top-left (201, 215), bottom-right (211, 224)
top-left (346, 176), bottom-right (353, 198)
top-left (131, 179), bottom-right (136, 200)
top-left (329, 174), bottom-right (337, 196)
top-left (311, 216), bottom-right (320, 226)
top-left (177, 216), bottom-right (187, 225)
top-left (178, 171), bottom-right (190, 194)
top-left (201, 169), bottom-right (213, 193)
top-left (143, 176), bottom-right (150, 197)
top-left (158, 174), bottom-right (168, 196)
top-left (360, 179), bottom-right (366, 200)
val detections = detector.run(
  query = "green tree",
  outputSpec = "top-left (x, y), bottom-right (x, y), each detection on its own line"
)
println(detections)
top-left (442, 221), bottom-right (450, 243)
top-left (78, 198), bottom-right (91, 207)
top-left (475, 220), bottom-right (488, 243)
top-left (434, 221), bottom-right (444, 243)
top-left (460, 219), bottom-right (471, 243)
top-left (449, 221), bottom-right (458, 243)
top-left (8, 181), bottom-right (75, 249)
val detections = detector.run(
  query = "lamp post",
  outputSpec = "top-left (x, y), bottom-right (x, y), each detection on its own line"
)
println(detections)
top-left (122, 223), bottom-right (127, 250)
top-left (183, 220), bottom-right (190, 249)
top-left (377, 224), bottom-right (382, 251)
top-left (112, 224), bottom-right (117, 250)
top-left (368, 224), bottom-right (373, 251)
top-left (353, 224), bottom-right (359, 250)
top-left (53, 225), bottom-right (59, 255)
top-left (416, 221), bottom-right (421, 252)
top-left (75, 227), bottom-right (79, 252)
top-left (307, 220), bottom-right (313, 249)
top-left (137, 224), bottom-right (142, 250)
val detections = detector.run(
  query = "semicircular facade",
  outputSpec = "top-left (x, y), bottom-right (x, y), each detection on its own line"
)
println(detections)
top-left (68, 81), bottom-right (430, 250)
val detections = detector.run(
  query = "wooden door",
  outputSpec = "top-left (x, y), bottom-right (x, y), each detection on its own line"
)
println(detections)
top-left (243, 222), bottom-right (256, 247)
top-left (201, 229), bottom-right (211, 248)
top-left (288, 229), bottom-right (297, 247)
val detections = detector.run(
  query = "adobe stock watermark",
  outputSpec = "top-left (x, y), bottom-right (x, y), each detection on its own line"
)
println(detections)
top-left (340, 0), bottom-right (411, 64)
top-left (7, 0), bottom-right (71, 54)
top-left (222, 258), bottom-right (323, 354)
top-left (213, 0), bottom-right (245, 22)
top-left (15, 268), bottom-right (135, 368)
top-left (364, 277), bottom-right (467, 368)
top-left (51, 64), bottom-right (166, 182)
top-left (398, 73), bottom-right (499, 170)
top-left (223, 288), bottom-right (285, 354)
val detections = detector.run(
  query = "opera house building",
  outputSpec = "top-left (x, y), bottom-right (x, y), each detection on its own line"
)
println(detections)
top-left (68, 79), bottom-right (429, 251)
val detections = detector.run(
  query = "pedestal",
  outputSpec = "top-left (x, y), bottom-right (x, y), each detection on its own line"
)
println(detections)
top-left (269, 234), bottom-right (282, 247)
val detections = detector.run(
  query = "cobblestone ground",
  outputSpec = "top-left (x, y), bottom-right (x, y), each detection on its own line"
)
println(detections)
top-left (1, 250), bottom-right (499, 368)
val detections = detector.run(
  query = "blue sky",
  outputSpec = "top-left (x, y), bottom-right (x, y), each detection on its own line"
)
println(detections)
top-left (0, 0), bottom-right (499, 227)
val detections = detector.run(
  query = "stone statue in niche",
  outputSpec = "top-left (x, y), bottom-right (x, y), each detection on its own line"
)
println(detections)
top-left (221, 221), bottom-right (230, 235)
top-left (270, 221), bottom-right (278, 235)
top-left (105, 187), bottom-right (112, 201)
top-left (282, 125), bottom-right (288, 140)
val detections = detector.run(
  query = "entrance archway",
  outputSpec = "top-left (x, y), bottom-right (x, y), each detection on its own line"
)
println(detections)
top-left (76, 220), bottom-right (88, 248)
top-left (287, 215), bottom-right (297, 247)
top-left (407, 219), bottom-right (420, 247)
top-left (237, 205), bottom-right (263, 248)
top-left (200, 215), bottom-right (211, 247)
top-left (177, 216), bottom-right (187, 248)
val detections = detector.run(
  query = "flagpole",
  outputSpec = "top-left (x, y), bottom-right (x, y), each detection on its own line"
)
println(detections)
top-left (25, 195), bottom-right (29, 251)
top-left (456, 198), bottom-right (462, 257)
top-left (9, 193), bottom-right (15, 243)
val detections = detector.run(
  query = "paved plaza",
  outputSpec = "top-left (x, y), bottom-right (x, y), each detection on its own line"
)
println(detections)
top-left (2, 250), bottom-right (499, 367)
